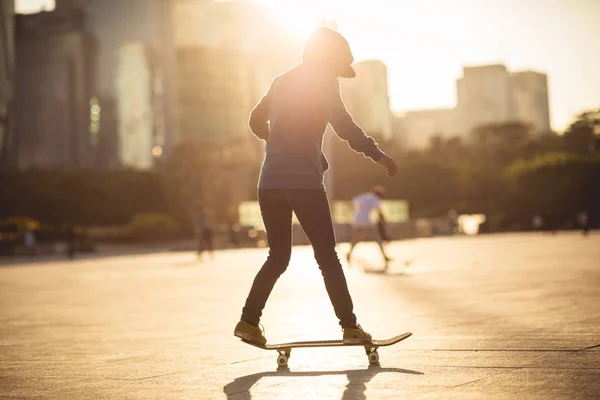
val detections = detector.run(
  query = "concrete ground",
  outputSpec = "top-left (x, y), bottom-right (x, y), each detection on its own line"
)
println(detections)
top-left (1, 231), bottom-right (599, 399)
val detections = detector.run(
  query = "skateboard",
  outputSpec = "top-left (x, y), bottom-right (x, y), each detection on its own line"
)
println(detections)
top-left (241, 332), bottom-right (412, 367)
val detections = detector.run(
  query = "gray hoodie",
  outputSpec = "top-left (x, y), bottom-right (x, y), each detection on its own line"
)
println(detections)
top-left (250, 63), bottom-right (384, 190)
top-left (249, 28), bottom-right (384, 190)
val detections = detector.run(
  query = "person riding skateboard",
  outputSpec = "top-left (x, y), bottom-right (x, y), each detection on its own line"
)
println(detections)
top-left (234, 27), bottom-right (398, 345)
top-left (346, 185), bottom-right (391, 264)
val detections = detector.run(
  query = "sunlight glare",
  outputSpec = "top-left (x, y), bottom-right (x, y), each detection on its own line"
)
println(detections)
top-left (256, 0), bottom-right (325, 39)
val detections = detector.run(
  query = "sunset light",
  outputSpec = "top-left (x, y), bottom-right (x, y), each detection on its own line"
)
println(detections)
top-left (256, 0), bottom-right (325, 39)
top-left (2, 1), bottom-right (599, 397)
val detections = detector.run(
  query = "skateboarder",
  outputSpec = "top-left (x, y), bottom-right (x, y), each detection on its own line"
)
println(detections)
top-left (346, 186), bottom-right (391, 264)
top-left (234, 27), bottom-right (397, 345)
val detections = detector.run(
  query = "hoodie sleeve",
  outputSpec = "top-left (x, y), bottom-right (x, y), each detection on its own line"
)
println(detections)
top-left (248, 78), bottom-right (277, 141)
top-left (325, 78), bottom-right (384, 162)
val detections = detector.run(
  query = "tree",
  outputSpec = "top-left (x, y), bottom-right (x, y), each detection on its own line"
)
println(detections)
top-left (506, 153), bottom-right (600, 228)
top-left (161, 138), bottom-right (258, 225)
top-left (563, 109), bottom-right (600, 155)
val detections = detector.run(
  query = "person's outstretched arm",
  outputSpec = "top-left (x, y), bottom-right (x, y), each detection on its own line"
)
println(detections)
top-left (248, 78), bottom-right (278, 141)
top-left (325, 79), bottom-right (397, 178)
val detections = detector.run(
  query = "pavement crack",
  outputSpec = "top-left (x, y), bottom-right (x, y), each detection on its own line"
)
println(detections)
top-left (579, 344), bottom-right (600, 351)
top-left (105, 356), bottom-right (145, 363)
top-left (104, 369), bottom-right (195, 381)
top-left (419, 365), bottom-right (524, 370)
top-left (414, 365), bottom-right (599, 370)
top-left (430, 349), bottom-right (580, 352)
top-left (453, 378), bottom-right (484, 388)
top-left (229, 356), bottom-right (271, 365)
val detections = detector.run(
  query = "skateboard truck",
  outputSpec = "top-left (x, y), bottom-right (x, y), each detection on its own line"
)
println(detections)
top-left (276, 349), bottom-right (292, 367)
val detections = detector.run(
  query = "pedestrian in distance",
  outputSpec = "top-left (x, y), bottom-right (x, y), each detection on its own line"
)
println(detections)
top-left (66, 225), bottom-right (76, 260)
top-left (346, 185), bottom-right (391, 264)
top-left (577, 211), bottom-right (589, 236)
top-left (24, 229), bottom-right (36, 257)
top-left (234, 27), bottom-right (398, 345)
top-left (194, 208), bottom-right (215, 260)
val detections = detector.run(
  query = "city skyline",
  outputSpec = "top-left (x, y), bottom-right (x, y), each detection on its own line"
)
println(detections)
top-left (16, 0), bottom-right (600, 131)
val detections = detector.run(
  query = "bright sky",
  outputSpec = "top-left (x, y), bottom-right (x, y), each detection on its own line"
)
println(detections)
top-left (17, 0), bottom-right (600, 131)
top-left (258, 0), bottom-right (600, 131)
top-left (15, 0), bottom-right (54, 14)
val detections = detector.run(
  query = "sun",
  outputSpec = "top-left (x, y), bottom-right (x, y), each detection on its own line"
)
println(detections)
top-left (256, 0), bottom-right (325, 39)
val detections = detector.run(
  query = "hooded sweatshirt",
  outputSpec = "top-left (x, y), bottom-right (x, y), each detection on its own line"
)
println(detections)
top-left (249, 29), bottom-right (384, 190)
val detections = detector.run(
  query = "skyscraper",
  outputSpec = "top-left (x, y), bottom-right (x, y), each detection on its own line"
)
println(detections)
top-left (14, 4), bottom-right (96, 170)
top-left (171, 0), bottom-right (301, 145)
top-left (84, 0), bottom-right (175, 169)
top-left (456, 64), bottom-right (551, 135)
top-left (397, 64), bottom-right (551, 149)
top-left (0, 0), bottom-right (15, 169)
top-left (116, 42), bottom-right (157, 169)
top-left (456, 64), bottom-right (513, 135)
top-left (510, 71), bottom-right (551, 133)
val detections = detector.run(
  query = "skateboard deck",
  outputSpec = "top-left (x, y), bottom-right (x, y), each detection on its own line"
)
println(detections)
top-left (241, 332), bottom-right (412, 366)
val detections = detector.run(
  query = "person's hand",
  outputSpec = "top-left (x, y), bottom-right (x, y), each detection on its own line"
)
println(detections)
top-left (378, 154), bottom-right (398, 178)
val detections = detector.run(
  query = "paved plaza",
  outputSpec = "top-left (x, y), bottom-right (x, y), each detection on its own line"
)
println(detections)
top-left (1, 232), bottom-right (599, 399)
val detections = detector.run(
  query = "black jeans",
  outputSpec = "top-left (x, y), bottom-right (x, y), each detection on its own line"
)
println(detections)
top-left (241, 189), bottom-right (358, 328)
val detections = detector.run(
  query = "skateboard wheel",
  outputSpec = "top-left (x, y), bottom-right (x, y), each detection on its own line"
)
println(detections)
top-left (368, 350), bottom-right (379, 364)
top-left (277, 355), bottom-right (289, 367)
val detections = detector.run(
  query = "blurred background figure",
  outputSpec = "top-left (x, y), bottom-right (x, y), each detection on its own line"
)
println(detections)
top-left (194, 208), bottom-right (215, 259)
top-left (65, 224), bottom-right (76, 260)
top-left (347, 185), bottom-right (390, 264)
top-left (577, 211), bottom-right (589, 236)
top-left (24, 229), bottom-right (36, 256)
top-left (532, 214), bottom-right (544, 232)
top-left (228, 219), bottom-right (241, 248)
top-left (447, 209), bottom-right (459, 235)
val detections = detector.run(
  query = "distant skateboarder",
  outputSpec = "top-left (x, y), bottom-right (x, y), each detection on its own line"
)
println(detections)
top-left (346, 186), bottom-right (391, 264)
top-left (234, 27), bottom-right (398, 345)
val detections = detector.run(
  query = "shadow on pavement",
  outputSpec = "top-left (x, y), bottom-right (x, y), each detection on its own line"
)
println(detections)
top-left (223, 364), bottom-right (423, 400)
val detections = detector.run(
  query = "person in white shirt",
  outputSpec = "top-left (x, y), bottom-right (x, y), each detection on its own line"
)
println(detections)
top-left (346, 186), bottom-right (390, 263)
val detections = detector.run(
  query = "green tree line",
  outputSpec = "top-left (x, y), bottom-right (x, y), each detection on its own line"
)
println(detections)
top-left (1, 109), bottom-right (598, 232)
top-left (331, 109), bottom-right (600, 230)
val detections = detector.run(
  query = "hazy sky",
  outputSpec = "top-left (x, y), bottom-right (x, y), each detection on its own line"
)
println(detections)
top-left (16, 0), bottom-right (600, 131)
top-left (15, 0), bottom-right (54, 14)
top-left (261, 0), bottom-right (600, 131)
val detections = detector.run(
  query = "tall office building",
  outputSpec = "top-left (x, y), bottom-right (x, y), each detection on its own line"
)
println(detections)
top-left (171, 0), bottom-right (301, 145)
top-left (396, 64), bottom-right (551, 149)
top-left (456, 64), bottom-right (551, 135)
top-left (84, 0), bottom-right (174, 169)
top-left (80, 0), bottom-right (301, 167)
top-left (13, 4), bottom-right (96, 170)
top-left (456, 64), bottom-right (513, 135)
top-left (0, 0), bottom-right (15, 168)
top-left (116, 42), bottom-right (159, 169)
top-left (510, 71), bottom-right (551, 133)
top-left (175, 47), bottom-right (251, 144)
